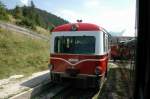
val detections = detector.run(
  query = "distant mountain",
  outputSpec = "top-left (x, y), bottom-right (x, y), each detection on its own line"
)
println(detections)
top-left (110, 31), bottom-right (123, 36)
top-left (35, 8), bottom-right (69, 27)
top-left (109, 29), bottom-right (126, 36)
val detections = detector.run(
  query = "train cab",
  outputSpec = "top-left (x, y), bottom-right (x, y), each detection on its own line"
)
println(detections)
top-left (49, 23), bottom-right (111, 88)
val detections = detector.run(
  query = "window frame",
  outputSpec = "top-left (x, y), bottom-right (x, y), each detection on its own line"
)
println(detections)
top-left (54, 36), bottom-right (96, 54)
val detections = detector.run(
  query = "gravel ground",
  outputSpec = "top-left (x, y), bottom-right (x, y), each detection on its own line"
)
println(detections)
top-left (98, 63), bottom-right (131, 99)
top-left (0, 70), bottom-right (50, 99)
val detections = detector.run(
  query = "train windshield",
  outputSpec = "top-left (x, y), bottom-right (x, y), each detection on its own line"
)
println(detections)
top-left (54, 36), bottom-right (95, 54)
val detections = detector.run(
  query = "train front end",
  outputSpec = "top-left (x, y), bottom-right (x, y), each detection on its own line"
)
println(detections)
top-left (49, 23), bottom-right (110, 88)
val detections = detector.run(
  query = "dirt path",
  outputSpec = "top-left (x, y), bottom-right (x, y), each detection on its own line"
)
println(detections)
top-left (0, 21), bottom-right (49, 41)
top-left (98, 63), bottom-right (130, 99)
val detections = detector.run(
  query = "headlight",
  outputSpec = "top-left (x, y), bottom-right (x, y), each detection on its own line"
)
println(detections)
top-left (95, 66), bottom-right (101, 75)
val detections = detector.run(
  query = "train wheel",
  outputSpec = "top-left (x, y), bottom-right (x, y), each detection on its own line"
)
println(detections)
top-left (105, 65), bottom-right (110, 80)
top-left (95, 75), bottom-right (105, 90)
top-left (100, 75), bottom-right (105, 88)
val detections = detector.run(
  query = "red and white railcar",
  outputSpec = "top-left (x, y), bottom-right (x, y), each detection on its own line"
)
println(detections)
top-left (49, 22), bottom-right (111, 88)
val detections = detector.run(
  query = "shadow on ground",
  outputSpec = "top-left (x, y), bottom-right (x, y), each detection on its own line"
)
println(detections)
top-left (21, 73), bottom-right (50, 88)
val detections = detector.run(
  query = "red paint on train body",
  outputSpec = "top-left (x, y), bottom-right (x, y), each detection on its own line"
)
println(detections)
top-left (50, 54), bottom-right (108, 75)
top-left (52, 23), bottom-right (100, 32)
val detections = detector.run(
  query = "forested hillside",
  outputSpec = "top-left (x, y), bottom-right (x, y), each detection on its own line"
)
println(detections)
top-left (9, 1), bottom-right (69, 30)
top-left (0, 1), bottom-right (69, 31)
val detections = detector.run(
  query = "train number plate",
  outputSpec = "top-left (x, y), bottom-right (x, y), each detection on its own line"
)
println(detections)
top-left (65, 69), bottom-right (79, 76)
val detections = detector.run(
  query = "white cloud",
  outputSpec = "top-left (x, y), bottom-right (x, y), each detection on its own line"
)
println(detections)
top-left (83, 0), bottom-right (100, 8)
top-left (20, 0), bottom-right (30, 6)
top-left (53, 9), bottom-right (85, 23)
top-left (85, 8), bottom-right (135, 36)
top-left (54, 8), bottom-right (135, 37)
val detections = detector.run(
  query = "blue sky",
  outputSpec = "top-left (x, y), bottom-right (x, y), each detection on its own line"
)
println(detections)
top-left (1, 0), bottom-right (136, 36)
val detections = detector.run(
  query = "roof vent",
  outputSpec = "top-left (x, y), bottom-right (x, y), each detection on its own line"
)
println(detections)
top-left (77, 19), bottom-right (82, 22)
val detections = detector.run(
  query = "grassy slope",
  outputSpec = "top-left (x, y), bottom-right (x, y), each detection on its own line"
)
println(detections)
top-left (0, 28), bottom-right (50, 79)
top-left (35, 26), bottom-right (50, 36)
top-left (9, 15), bottom-right (50, 36)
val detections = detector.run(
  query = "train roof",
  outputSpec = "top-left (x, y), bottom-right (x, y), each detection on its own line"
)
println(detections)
top-left (52, 23), bottom-right (101, 32)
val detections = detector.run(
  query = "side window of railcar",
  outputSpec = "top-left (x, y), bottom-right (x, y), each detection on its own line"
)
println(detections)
top-left (54, 37), bottom-right (62, 53)
top-left (106, 34), bottom-right (108, 51)
top-left (103, 32), bottom-right (105, 52)
top-left (103, 32), bottom-right (108, 52)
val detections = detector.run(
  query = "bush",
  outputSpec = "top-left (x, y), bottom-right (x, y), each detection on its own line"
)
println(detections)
top-left (0, 13), bottom-right (9, 20)
top-left (16, 17), bottom-right (36, 29)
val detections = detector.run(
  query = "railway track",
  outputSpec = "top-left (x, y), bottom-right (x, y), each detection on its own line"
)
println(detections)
top-left (32, 62), bottom-right (132, 99)
top-left (32, 66), bottom-right (110, 99)
top-left (32, 82), bottom-right (71, 99)
top-left (33, 82), bottom-right (103, 99)
top-left (31, 76), bottom-right (106, 99)
top-left (52, 87), bottom-right (98, 99)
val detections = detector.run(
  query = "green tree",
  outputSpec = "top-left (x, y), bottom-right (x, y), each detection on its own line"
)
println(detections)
top-left (0, 1), bottom-right (9, 20)
top-left (30, 0), bottom-right (35, 9)
top-left (14, 5), bottom-right (22, 19)
top-left (0, 1), bottom-right (4, 9)
top-left (35, 14), bottom-right (43, 26)
top-left (18, 1), bottom-right (37, 29)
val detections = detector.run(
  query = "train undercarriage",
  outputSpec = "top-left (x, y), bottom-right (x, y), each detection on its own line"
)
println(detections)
top-left (50, 72), bottom-right (105, 90)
